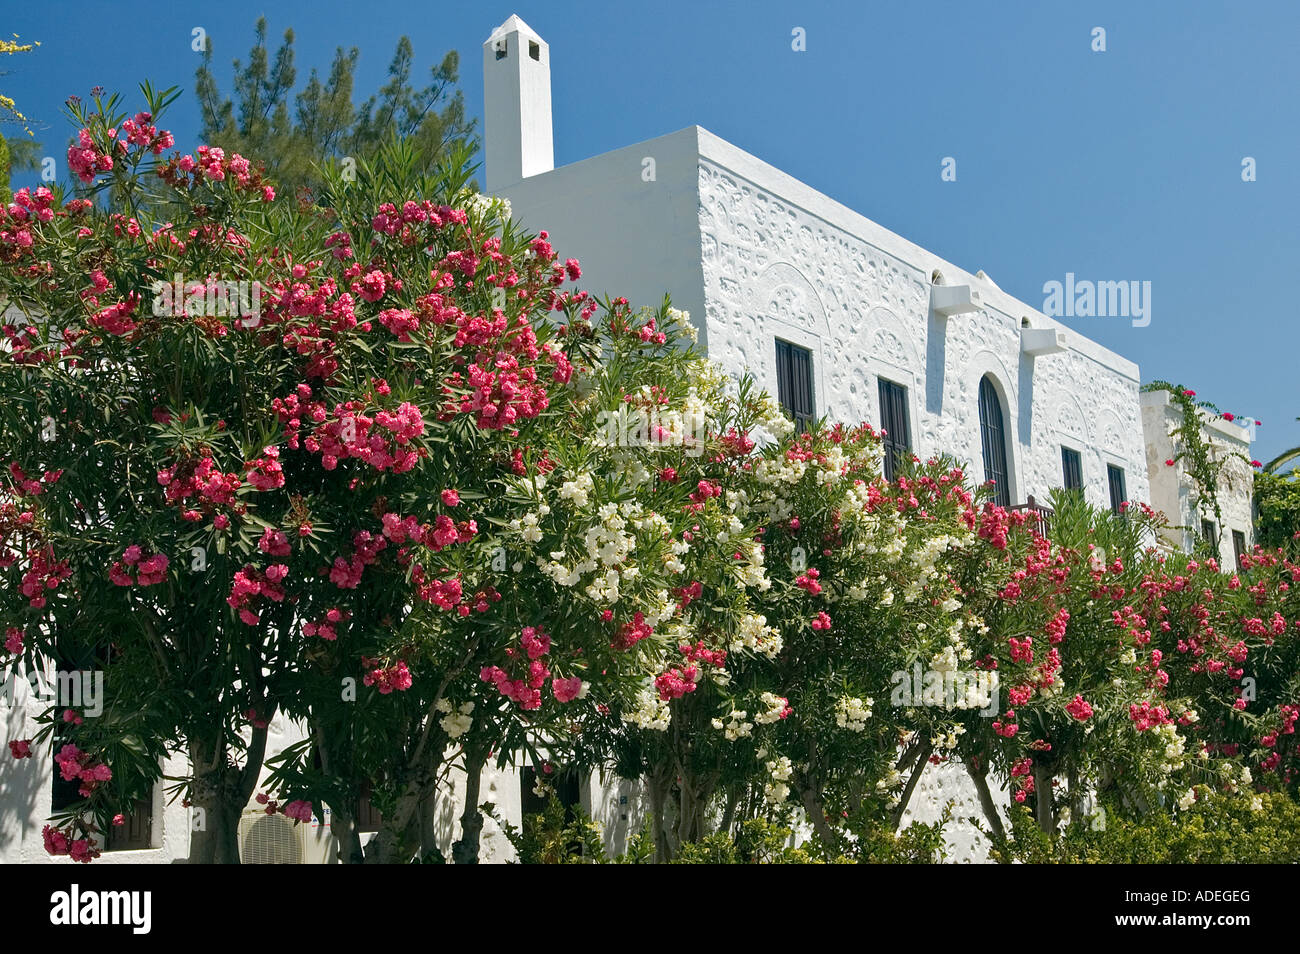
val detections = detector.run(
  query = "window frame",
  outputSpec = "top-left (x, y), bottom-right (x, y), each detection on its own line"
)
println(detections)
top-left (878, 377), bottom-right (912, 481)
top-left (978, 376), bottom-right (1011, 507)
top-left (1061, 446), bottom-right (1084, 493)
top-left (774, 338), bottom-right (816, 433)
top-left (1106, 463), bottom-right (1127, 515)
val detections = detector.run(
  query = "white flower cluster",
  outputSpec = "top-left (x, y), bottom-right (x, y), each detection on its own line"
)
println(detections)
top-left (509, 506), bottom-right (549, 544)
top-left (752, 391), bottom-right (795, 441)
top-left (436, 699), bottom-right (475, 740)
top-left (1154, 723), bottom-right (1187, 774)
top-left (733, 541), bottom-right (771, 591)
top-left (711, 709), bottom-right (754, 741)
top-left (929, 724), bottom-right (965, 752)
top-left (666, 307), bottom-right (698, 345)
top-left (835, 695), bottom-right (873, 732)
top-left (903, 533), bottom-right (959, 601)
top-left (622, 687), bottom-right (670, 732)
top-left (463, 191), bottom-right (512, 223)
top-left (764, 754), bottom-right (793, 804)
top-left (559, 472), bottom-right (595, 507)
top-left (754, 691), bottom-right (789, 725)
top-left (731, 613), bottom-right (784, 658)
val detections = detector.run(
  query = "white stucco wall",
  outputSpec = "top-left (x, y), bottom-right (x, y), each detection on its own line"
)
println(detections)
top-left (693, 129), bottom-right (1150, 515)
top-left (1142, 390), bottom-right (1255, 566)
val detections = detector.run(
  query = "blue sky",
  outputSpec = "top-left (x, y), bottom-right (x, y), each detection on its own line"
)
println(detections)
top-left (5, 0), bottom-right (1298, 463)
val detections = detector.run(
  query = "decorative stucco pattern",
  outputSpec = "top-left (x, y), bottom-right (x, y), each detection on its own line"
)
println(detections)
top-left (697, 159), bottom-right (1151, 516)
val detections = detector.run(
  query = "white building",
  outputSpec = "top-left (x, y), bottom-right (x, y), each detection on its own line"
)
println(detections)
top-left (482, 14), bottom-right (1161, 861)
top-left (1141, 390), bottom-right (1256, 568)
top-left (486, 15), bottom-right (1152, 527)
top-left (1, 14), bottom-right (1202, 866)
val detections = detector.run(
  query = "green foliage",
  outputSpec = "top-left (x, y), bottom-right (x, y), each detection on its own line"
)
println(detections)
top-left (992, 791), bottom-right (1300, 863)
top-left (1142, 381), bottom-right (1246, 544)
top-left (195, 17), bottom-right (477, 199)
top-left (1255, 469), bottom-right (1300, 549)
top-left (487, 796), bottom-right (607, 864)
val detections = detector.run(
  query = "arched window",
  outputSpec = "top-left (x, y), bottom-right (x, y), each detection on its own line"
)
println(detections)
top-left (978, 375), bottom-right (1010, 506)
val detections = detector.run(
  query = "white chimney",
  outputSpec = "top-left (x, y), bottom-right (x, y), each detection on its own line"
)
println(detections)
top-left (483, 15), bottom-right (554, 192)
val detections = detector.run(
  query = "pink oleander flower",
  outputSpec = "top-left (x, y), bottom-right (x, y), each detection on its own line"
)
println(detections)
top-left (1065, 694), bottom-right (1094, 721)
top-left (283, 800), bottom-right (313, 823)
top-left (552, 676), bottom-right (584, 703)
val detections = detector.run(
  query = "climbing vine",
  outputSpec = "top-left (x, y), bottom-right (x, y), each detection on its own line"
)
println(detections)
top-left (1143, 381), bottom-right (1256, 552)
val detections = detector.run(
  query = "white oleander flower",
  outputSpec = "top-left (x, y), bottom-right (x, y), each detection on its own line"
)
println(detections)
top-left (835, 695), bottom-right (873, 732)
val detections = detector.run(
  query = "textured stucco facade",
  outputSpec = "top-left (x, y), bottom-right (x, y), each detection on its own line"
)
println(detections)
top-left (1142, 390), bottom-right (1256, 567)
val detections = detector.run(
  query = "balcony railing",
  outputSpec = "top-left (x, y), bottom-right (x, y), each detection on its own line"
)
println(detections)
top-left (1010, 495), bottom-right (1054, 538)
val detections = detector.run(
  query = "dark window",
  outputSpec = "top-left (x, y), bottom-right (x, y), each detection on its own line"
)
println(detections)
top-left (775, 339), bottom-right (815, 432)
top-left (1061, 447), bottom-right (1083, 492)
top-left (521, 765), bottom-right (582, 818)
top-left (495, 41), bottom-right (507, 60)
top-left (1233, 530), bottom-right (1247, 570)
top-left (1201, 519), bottom-right (1218, 553)
top-left (106, 798), bottom-right (153, 851)
top-left (978, 376), bottom-right (1010, 507)
top-left (528, 40), bottom-right (540, 60)
top-left (878, 378), bottom-right (911, 481)
top-left (1107, 464), bottom-right (1127, 515)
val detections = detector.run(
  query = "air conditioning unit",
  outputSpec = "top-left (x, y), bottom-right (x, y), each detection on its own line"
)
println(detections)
top-left (930, 284), bottom-right (981, 317)
top-left (237, 808), bottom-right (335, 864)
top-left (1021, 327), bottom-right (1067, 357)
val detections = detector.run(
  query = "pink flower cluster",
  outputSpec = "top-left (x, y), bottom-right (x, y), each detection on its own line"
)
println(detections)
top-left (43, 824), bottom-right (100, 863)
top-left (158, 454), bottom-right (243, 523)
top-left (67, 128), bottom-right (114, 183)
top-left (118, 111), bottom-right (174, 153)
top-left (283, 800), bottom-right (313, 823)
top-left (1008, 636), bottom-right (1033, 664)
top-left (1045, 608), bottom-right (1070, 645)
top-left (993, 710), bottom-right (1019, 737)
top-left (3, 627), bottom-right (22, 655)
top-left (795, 568), bottom-right (822, 595)
top-left (1129, 701), bottom-right (1172, 731)
top-left (363, 659), bottom-right (413, 694)
top-left (312, 402), bottom-right (424, 473)
top-left (20, 546), bottom-right (72, 608)
top-left (463, 356), bottom-right (549, 430)
top-left (0, 187), bottom-right (55, 253)
top-left (90, 294), bottom-right (140, 336)
top-left (370, 200), bottom-right (466, 239)
top-left (612, 612), bottom-right (653, 651)
top-left (810, 611), bottom-right (832, 632)
top-left (9, 739), bottom-right (32, 758)
top-left (245, 445), bottom-right (286, 490)
top-left (481, 627), bottom-right (561, 710)
top-left (654, 666), bottom-right (699, 701)
top-left (329, 530), bottom-right (387, 589)
top-left (1065, 694), bottom-right (1094, 721)
top-left (302, 607), bottom-right (349, 640)
top-left (680, 640), bottom-right (727, 669)
top-left (227, 563), bottom-right (289, 625)
top-left (55, 743), bottom-right (112, 797)
top-left (109, 545), bottom-right (170, 586)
